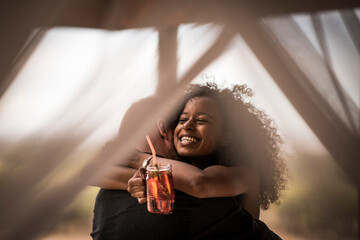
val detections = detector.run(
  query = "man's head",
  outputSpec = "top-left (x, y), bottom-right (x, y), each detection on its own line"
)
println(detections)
top-left (118, 96), bottom-right (177, 159)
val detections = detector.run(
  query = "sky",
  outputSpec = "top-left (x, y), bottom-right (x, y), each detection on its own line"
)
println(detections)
top-left (0, 10), bottom-right (358, 155)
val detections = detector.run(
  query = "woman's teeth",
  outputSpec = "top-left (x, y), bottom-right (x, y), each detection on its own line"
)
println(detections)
top-left (181, 136), bottom-right (199, 143)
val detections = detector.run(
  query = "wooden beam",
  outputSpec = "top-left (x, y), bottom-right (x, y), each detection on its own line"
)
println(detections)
top-left (0, 0), bottom-right (63, 98)
top-left (311, 13), bottom-right (358, 134)
top-left (2, 0), bottom-right (359, 96)
top-left (157, 26), bottom-right (178, 95)
top-left (341, 9), bottom-right (360, 58)
top-left (177, 27), bottom-right (237, 86)
top-left (52, 0), bottom-right (360, 30)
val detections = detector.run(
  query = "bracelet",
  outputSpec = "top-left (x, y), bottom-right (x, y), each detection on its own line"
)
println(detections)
top-left (142, 155), bottom-right (153, 168)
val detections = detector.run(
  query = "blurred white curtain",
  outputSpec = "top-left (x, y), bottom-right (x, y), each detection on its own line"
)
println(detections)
top-left (263, 10), bottom-right (359, 137)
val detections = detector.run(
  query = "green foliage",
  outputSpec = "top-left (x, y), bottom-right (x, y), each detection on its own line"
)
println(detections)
top-left (278, 153), bottom-right (357, 240)
top-left (0, 139), bottom-right (101, 232)
top-left (59, 187), bottom-right (99, 227)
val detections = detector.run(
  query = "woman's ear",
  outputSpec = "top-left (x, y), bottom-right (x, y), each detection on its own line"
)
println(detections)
top-left (157, 119), bottom-right (167, 138)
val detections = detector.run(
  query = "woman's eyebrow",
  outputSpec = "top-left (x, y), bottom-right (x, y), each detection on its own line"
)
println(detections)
top-left (197, 112), bottom-right (214, 119)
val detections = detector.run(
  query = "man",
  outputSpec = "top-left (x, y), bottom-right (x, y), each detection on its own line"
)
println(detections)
top-left (87, 96), bottom-right (281, 240)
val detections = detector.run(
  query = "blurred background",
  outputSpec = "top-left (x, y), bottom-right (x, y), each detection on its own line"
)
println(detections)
top-left (0, 1), bottom-right (359, 240)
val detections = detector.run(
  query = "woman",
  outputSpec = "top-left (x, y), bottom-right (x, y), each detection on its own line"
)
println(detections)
top-left (128, 82), bottom-right (287, 218)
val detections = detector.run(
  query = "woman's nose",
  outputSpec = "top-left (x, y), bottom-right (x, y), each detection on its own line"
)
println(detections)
top-left (183, 119), bottom-right (195, 130)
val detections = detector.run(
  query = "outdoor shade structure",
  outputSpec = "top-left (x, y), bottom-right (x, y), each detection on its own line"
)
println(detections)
top-left (0, 0), bottom-right (359, 239)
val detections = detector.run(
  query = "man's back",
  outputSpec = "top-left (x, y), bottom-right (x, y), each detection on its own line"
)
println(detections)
top-left (91, 189), bottom-right (195, 240)
top-left (91, 189), bottom-right (280, 240)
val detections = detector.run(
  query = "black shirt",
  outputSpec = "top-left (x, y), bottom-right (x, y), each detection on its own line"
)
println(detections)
top-left (91, 189), bottom-right (281, 240)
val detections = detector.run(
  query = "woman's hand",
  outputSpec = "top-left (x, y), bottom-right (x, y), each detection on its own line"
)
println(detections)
top-left (127, 169), bottom-right (147, 204)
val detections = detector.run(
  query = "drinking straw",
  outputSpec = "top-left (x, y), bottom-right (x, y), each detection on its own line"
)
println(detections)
top-left (146, 135), bottom-right (157, 165)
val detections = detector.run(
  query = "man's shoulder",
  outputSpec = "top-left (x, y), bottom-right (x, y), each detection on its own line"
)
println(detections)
top-left (95, 189), bottom-right (134, 203)
top-left (97, 188), bottom-right (131, 196)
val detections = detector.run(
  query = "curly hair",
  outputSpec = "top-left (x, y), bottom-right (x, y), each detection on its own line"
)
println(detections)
top-left (173, 82), bottom-right (288, 210)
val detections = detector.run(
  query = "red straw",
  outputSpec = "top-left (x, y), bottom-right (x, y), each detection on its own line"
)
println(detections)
top-left (145, 135), bottom-right (157, 165)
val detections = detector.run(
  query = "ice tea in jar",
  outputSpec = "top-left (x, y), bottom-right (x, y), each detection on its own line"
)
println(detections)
top-left (146, 163), bottom-right (174, 214)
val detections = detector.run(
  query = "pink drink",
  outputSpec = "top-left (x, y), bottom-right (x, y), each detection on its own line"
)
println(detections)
top-left (146, 163), bottom-right (174, 214)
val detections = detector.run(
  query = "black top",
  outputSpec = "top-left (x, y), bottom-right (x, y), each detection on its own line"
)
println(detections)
top-left (91, 189), bottom-right (281, 240)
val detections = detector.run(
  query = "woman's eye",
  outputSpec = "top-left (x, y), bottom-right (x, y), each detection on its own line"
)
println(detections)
top-left (179, 118), bottom-right (188, 123)
top-left (196, 119), bottom-right (208, 123)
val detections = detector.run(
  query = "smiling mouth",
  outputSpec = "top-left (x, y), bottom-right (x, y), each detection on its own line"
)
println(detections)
top-left (180, 136), bottom-right (200, 143)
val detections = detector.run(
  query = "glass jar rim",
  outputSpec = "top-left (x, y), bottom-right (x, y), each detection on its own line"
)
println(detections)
top-left (146, 163), bottom-right (172, 171)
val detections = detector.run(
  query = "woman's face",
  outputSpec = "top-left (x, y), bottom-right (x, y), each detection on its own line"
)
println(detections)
top-left (174, 96), bottom-right (223, 157)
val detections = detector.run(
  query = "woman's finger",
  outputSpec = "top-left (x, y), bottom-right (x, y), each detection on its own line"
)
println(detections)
top-left (137, 197), bottom-right (147, 204)
top-left (128, 185), bottom-right (145, 194)
top-left (127, 182), bottom-right (144, 193)
top-left (130, 190), bottom-right (146, 198)
top-left (128, 177), bottom-right (144, 187)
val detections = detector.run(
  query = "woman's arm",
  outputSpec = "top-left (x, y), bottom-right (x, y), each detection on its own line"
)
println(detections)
top-left (192, 166), bottom-right (260, 218)
top-left (84, 150), bottom-right (260, 217)
top-left (85, 165), bottom-right (137, 190)
top-left (129, 154), bottom-right (260, 217)
top-left (178, 164), bottom-right (257, 198)
top-left (80, 140), bottom-right (140, 190)
top-left (131, 154), bottom-right (257, 198)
